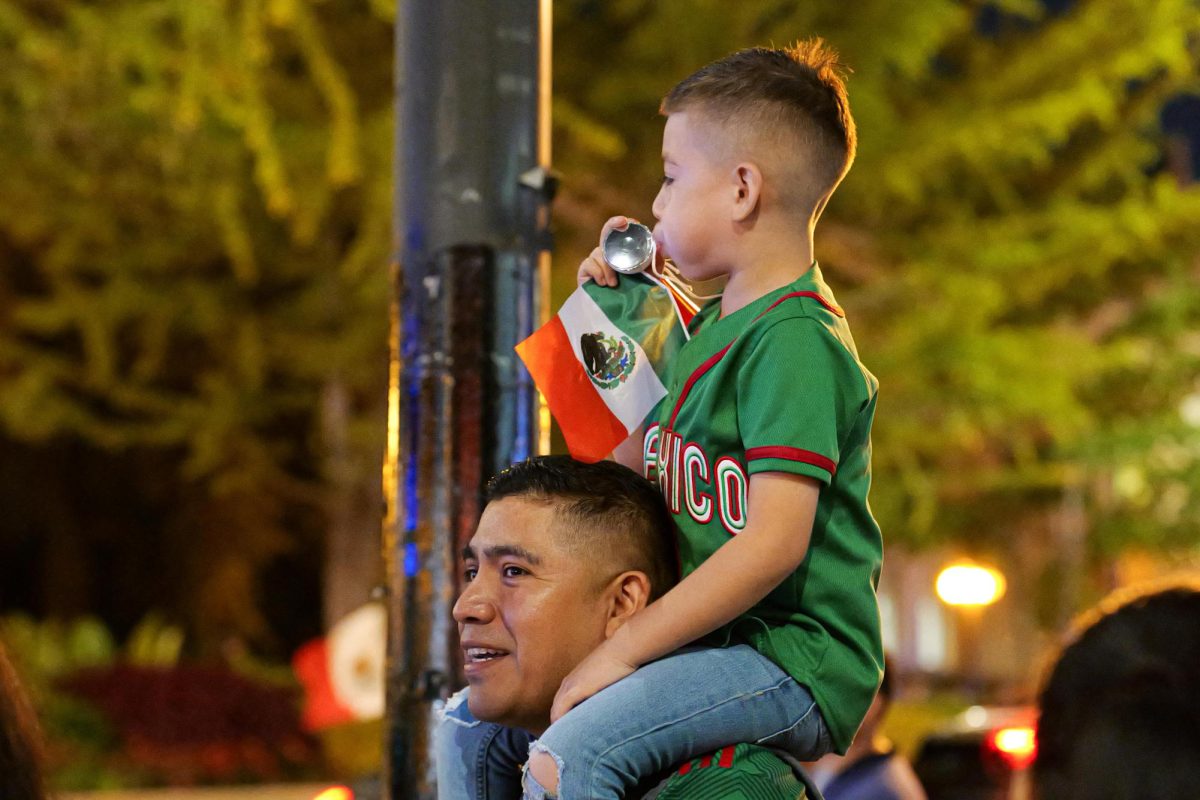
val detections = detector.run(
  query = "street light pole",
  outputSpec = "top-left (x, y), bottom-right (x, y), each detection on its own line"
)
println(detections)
top-left (384, 2), bottom-right (553, 797)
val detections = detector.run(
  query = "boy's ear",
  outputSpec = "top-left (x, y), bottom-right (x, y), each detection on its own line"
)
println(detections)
top-left (603, 571), bottom-right (652, 639)
top-left (731, 162), bottom-right (764, 222)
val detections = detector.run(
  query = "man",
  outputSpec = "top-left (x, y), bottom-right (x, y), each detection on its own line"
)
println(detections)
top-left (805, 656), bottom-right (925, 800)
top-left (434, 455), bottom-right (821, 799)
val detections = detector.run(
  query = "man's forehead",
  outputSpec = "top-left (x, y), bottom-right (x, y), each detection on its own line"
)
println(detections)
top-left (465, 495), bottom-right (574, 560)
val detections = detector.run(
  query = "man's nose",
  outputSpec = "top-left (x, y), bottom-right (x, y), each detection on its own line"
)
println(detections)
top-left (452, 578), bottom-right (495, 625)
top-left (651, 186), bottom-right (665, 220)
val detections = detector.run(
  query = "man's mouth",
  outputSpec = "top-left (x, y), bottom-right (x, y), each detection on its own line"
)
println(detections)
top-left (464, 647), bottom-right (509, 664)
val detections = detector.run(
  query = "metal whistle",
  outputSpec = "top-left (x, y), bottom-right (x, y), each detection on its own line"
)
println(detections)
top-left (603, 222), bottom-right (656, 274)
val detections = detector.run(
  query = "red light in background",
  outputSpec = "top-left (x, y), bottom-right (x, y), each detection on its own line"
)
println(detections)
top-left (987, 724), bottom-right (1037, 771)
top-left (313, 787), bottom-right (354, 800)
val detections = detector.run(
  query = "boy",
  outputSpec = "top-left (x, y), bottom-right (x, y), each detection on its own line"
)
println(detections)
top-left (535, 39), bottom-right (883, 799)
top-left (438, 40), bottom-right (884, 799)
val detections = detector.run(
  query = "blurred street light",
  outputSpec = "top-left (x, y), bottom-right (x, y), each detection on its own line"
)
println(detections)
top-left (935, 562), bottom-right (1007, 607)
top-left (936, 561), bottom-right (1007, 696)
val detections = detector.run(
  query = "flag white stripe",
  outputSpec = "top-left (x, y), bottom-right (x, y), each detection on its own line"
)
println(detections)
top-left (560, 287), bottom-right (668, 433)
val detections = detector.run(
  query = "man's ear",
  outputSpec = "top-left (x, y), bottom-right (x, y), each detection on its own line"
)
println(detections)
top-left (731, 162), bottom-right (764, 222)
top-left (603, 571), bottom-right (652, 639)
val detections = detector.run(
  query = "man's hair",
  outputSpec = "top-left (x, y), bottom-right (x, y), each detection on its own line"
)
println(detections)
top-left (1034, 581), bottom-right (1200, 799)
top-left (661, 39), bottom-right (856, 219)
top-left (486, 456), bottom-right (679, 601)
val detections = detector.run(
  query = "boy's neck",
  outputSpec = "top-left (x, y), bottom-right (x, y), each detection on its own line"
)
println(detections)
top-left (718, 225), bottom-right (815, 318)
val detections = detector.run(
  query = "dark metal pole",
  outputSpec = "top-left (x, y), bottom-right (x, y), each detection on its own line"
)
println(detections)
top-left (385, 2), bottom-right (553, 797)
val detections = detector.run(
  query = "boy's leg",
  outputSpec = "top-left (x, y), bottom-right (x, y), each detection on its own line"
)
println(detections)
top-left (521, 644), bottom-right (831, 800)
top-left (433, 687), bottom-right (533, 800)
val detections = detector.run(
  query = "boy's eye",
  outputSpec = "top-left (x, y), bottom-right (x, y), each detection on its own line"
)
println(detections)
top-left (463, 566), bottom-right (478, 582)
top-left (661, 175), bottom-right (674, 186)
top-left (502, 565), bottom-right (527, 578)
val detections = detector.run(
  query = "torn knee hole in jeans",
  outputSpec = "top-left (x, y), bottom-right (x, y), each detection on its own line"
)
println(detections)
top-left (522, 741), bottom-right (564, 799)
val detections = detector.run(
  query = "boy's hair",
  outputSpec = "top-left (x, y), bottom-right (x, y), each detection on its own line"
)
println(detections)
top-left (486, 456), bottom-right (680, 601)
top-left (661, 39), bottom-right (856, 219)
top-left (1034, 581), bottom-right (1200, 799)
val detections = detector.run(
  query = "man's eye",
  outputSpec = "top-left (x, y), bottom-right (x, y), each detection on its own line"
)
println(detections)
top-left (661, 175), bottom-right (674, 186)
top-left (502, 565), bottom-right (527, 578)
top-left (463, 566), bottom-right (478, 582)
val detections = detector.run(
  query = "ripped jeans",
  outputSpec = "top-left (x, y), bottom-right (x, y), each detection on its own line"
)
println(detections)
top-left (434, 688), bottom-right (532, 799)
top-left (433, 644), bottom-right (830, 799)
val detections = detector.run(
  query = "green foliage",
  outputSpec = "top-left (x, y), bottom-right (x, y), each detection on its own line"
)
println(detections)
top-left (124, 613), bottom-right (185, 667)
top-left (552, 0), bottom-right (1200, 556)
top-left (0, 0), bottom-right (393, 646)
top-left (2, 0), bottom-right (1199, 651)
top-left (0, 612), bottom-right (183, 687)
top-left (1, 614), bottom-right (118, 690)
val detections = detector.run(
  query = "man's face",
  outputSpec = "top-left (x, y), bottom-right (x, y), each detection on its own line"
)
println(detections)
top-left (651, 111), bottom-right (735, 283)
top-left (453, 496), bottom-right (615, 733)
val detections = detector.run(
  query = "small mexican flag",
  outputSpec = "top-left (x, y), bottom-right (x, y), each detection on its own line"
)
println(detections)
top-left (517, 273), bottom-right (695, 462)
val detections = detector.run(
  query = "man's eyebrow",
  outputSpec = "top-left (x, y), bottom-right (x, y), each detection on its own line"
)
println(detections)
top-left (481, 544), bottom-right (543, 566)
top-left (461, 545), bottom-right (477, 562)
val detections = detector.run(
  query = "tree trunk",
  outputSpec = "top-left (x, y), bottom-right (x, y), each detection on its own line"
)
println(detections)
top-left (321, 377), bottom-right (384, 630)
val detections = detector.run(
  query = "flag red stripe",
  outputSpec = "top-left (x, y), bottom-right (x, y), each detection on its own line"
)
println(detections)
top-left (662, 280), bottom-right (697, 327)
top-left (515, 316), bottom-right (628, 462)
top-left (718, 746), bottom-right (735, 768)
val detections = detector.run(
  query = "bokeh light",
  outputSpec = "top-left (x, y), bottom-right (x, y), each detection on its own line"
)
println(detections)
top-left (935, 563), bottom-right (1007, 607)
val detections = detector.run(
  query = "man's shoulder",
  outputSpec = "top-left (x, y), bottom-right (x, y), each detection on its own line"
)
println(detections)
top-left (640, 743), bottom-right (813, 800)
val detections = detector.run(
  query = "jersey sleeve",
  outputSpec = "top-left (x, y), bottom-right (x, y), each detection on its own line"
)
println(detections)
top-left (737, 317), bottom-right (857, 486)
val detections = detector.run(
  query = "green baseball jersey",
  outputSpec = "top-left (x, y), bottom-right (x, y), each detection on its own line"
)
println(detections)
top-left (641, 744), bottom-right (810, 799)
top-left (644, 263), bottom-right (884, 753)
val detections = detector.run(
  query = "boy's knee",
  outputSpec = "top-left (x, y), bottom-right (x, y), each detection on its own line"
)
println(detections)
top-left (525, 748), bottom-right (561, 798)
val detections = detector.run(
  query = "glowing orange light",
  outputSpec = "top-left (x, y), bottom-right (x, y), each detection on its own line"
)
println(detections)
top-left (312, 787), bottom-right (354, 800)
top-left (935, 563), bottom-right (1006, 607)
top-left (988, 725), bottom-right (1037, 771)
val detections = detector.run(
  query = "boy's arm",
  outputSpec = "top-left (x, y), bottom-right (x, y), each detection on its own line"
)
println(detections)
top-left (550, 471), bottom-right (819, 722)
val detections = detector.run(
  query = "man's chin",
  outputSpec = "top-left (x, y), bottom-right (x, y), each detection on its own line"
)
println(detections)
top-left (466, 692), bottom-right (548, 734)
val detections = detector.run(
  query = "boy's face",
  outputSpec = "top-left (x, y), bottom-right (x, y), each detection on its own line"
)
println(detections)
top-left (652, 111), bottom-right (736, 282)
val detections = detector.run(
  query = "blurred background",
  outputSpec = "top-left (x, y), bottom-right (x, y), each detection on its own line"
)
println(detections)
top-left (2, 0), bottom-right (1200, 794)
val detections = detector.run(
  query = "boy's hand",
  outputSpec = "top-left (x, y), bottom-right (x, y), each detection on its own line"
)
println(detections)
top-left (549, 639), bottom-right (636, 723)
top-left (576, 215), bottom-right (634, 288)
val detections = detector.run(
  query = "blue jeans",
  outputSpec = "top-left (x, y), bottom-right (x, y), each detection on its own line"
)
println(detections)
top-left (435, 689), bottom-right (532, 799)
top-left (434, 644), bottom-right (830, 799)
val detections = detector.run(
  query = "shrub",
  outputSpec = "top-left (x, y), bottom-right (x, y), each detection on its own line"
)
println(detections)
top-left (59, 663), bottom-right (319, 785)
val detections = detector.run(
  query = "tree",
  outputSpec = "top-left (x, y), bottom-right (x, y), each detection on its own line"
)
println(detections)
top-left (550, 1), bottom-right (1200, 581)
top-left (0, 0), bottom-right (394, 650)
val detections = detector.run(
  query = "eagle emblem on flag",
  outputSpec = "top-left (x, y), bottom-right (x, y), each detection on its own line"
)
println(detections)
top-left (581, 332), bottom-right (637, 390)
